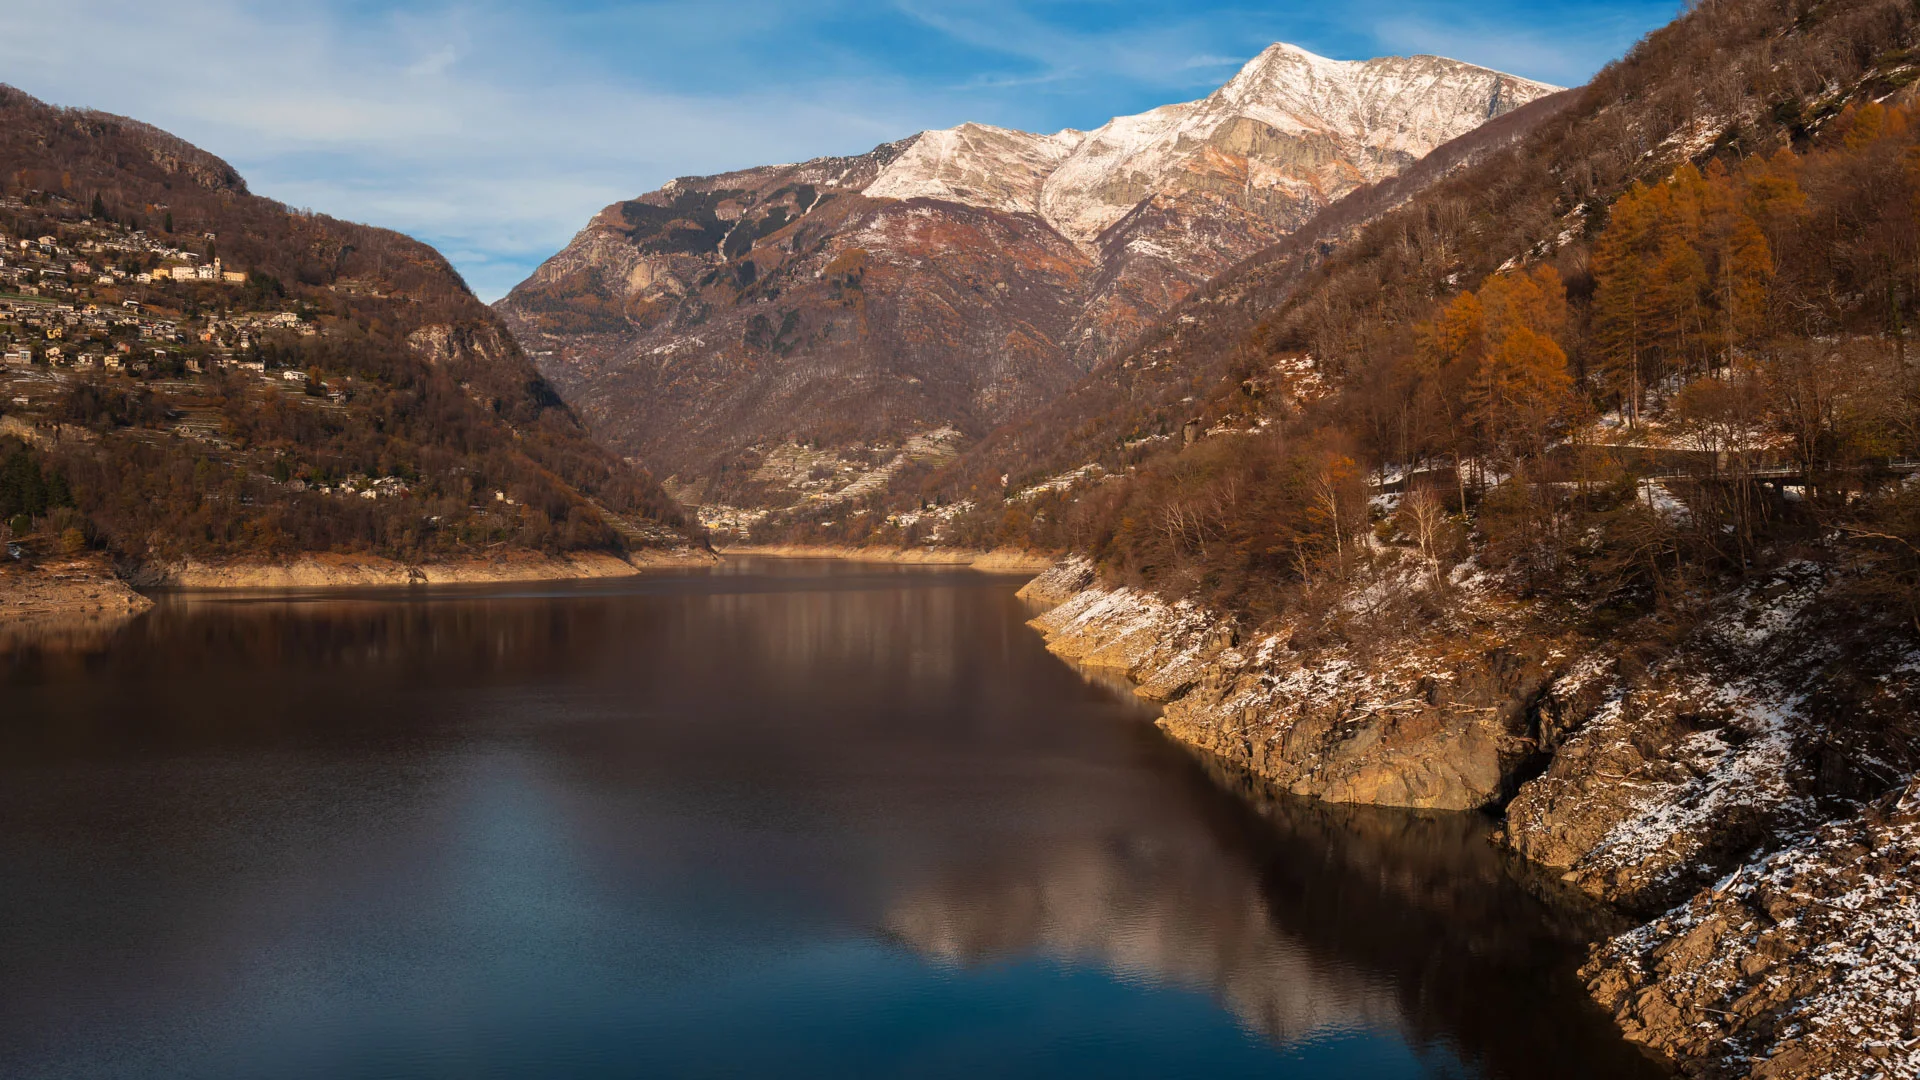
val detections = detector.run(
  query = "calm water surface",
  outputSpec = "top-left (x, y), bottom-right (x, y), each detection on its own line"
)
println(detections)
top-left (0, 559), bottom-right (1666, 1078)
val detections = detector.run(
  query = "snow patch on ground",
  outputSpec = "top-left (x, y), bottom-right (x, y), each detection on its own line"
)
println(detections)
top-left (1011, 463), bottom-right (1107, 501)
top-left (1581, 672), bottom-right (1817, 894)
top-left (1591, 775), bottom-right (1920, 1079)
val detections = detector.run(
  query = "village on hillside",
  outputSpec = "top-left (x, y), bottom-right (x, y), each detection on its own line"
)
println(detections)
top-left (0, 194), bottom-right (319, 381)
top-left (0, 191), bottom-right (432, 517)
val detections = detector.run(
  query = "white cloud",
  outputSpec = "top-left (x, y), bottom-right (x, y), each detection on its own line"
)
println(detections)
top-left (406, 45), bottom-right (461, 78)
top-left (890, 0), bottom-right (1269, 93)
top-left (0, 0), bottom-right (936, 300)
top-left (0, 1), bottom-right (1675, 301)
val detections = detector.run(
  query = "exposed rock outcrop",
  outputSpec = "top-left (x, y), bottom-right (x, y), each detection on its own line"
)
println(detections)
top-left (1021, 559), bottom-right (1567, 811)
top-left (0, 555), bottom-right (152, 628)
top-left (1501, 563), bottom-right (1920, 913)
top-left (1585, 777), bottom-right (1920, 1079)
top-left (1017, 554), bottom-right (1920, 1079)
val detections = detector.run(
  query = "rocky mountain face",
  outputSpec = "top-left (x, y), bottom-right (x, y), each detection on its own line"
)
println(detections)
top-left (497, 45), bottom-right (1556, 508)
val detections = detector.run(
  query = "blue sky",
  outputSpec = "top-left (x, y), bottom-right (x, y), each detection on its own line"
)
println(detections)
top-left (5, 1), bottom-right (1680, 301)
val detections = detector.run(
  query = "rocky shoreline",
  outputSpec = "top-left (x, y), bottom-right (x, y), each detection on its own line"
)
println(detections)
top-left (1015, 557), bottom-right (1920, 1080)
top-left (1018, 558), bottom-right (1560, 812)
top-left (718, 544), bottom-right (1056, 571)
top-left (127, 547), bottom-right (717, 590)
top-left (0, 556), bottom-right (154, 647)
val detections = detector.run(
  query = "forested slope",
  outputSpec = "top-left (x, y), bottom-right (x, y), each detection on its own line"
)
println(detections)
top-left (0, 87), bottom-right (693, 572)
top-left (766, 0), bottom-right (1920, 582)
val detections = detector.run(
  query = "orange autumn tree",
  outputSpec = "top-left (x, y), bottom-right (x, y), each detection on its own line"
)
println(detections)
top-left (1473, 265), bottom-right (1573, 466)
top-left (1592, 160), bottom-right (1798, 425)
top-left (1413, 289), bottom-right (1487, 502)
top-left (1416, 264), bottom-right (1574, 493)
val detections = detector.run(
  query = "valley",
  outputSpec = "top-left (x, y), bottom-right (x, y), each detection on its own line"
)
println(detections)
top-left (7, 1), bottom-right (1920, 1078)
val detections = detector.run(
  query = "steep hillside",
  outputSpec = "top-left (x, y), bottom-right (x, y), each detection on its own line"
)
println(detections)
top-left (0, 86), bottom-right (697, 582)
top-left (497, 45), bottom-right (1555, 513)
top-left (916, 89), bottom-right (1578, 517)
top-left (947, 1), bottom-right (1920, 1077)
top-left (767, 0), bottom-right (1920, 552)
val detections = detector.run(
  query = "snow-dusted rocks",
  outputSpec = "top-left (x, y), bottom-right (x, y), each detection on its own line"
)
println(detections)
top-left (1500, 564), bottom-right (1911, 916)
top-left (1022, 550), bottom-right (1920, 1079)
top-left (1022, 558), bottom-right (1564, 812)
top-left (1585, 777), bottom-right (1920, 1079)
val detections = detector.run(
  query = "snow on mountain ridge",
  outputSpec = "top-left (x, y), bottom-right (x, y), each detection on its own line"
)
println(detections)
top-left (862, 122), bottom-right (1087, 217)
top-left (1220, 44), bottom-right (1555, 154)
top-left (865, 42), bottom-right (1562, 245)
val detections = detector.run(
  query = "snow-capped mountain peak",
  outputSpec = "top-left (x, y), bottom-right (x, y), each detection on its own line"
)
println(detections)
top-left (864, 42), bottom-right (1561, 244)
top-left (499, 41), bottom-right (1566, 508)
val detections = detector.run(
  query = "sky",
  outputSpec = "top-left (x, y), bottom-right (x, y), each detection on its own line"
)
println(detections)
top-left (3, 1), bottom-right (1681, 302)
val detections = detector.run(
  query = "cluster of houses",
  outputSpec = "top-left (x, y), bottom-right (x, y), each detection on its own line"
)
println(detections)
top-left (1, 342), bottom-right (308, 376)
top-left (0, 198), bottom-right (233, 294)
top-left (286, 474), bottom-right (412, 499)
top-left (0, 209), bottom-right (317, 377)
top-left (5, 240), bottom-right (246, 290)
top-left (143, 258), bottom-right (247, 285)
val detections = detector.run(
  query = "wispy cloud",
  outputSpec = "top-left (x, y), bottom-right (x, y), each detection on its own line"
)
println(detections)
top-left (406, 45), bottom-right (461, 78)
top-left (889, 0), bottom-right (1272, 94)
top-left (1, 0), bottom-right (938, 299)
top-left (1367, 2), bottom-right (1678, 86)
top-left (1, 0), bottom-right (1679, 300)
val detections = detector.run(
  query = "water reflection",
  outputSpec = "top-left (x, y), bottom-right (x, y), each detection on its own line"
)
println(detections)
top-left (0, 560), bottom-right (1665, 1078)
top-left (878, 753), bottom-right (1657, 1079)
top-left (0, 606), bottom-right (143, 657)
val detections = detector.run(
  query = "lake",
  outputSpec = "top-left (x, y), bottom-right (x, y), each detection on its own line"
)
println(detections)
top-left (0, 558), bottom-right (1666, 1078)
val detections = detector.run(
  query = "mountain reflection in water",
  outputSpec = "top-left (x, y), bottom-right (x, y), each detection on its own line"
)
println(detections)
top-left (0, 559), bottom-right (1667, 1079)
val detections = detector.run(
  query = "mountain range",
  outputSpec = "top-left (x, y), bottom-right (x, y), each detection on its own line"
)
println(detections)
top-left (496, 45), bottom-right (1558, 511)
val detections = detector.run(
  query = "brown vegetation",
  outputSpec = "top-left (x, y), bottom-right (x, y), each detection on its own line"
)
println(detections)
top-left (0, 86), bottom-right (690, 567)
